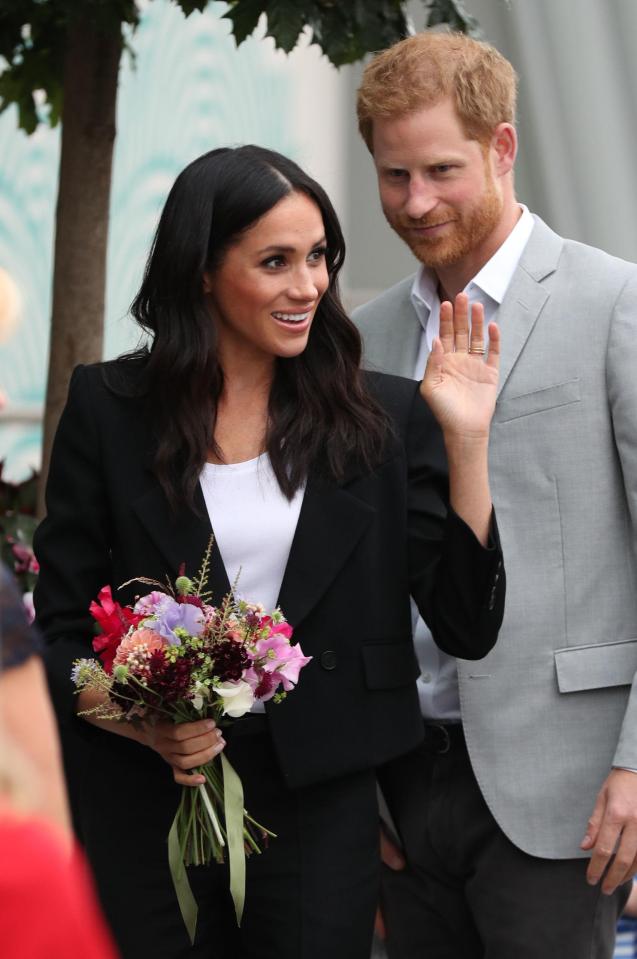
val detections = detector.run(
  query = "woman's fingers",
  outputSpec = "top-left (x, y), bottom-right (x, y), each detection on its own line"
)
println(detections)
top-left (173, 766), bottom-right (207, 787)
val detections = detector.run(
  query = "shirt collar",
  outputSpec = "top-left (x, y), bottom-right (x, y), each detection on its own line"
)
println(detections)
top-left (410, 204), bottom-right (534, 323)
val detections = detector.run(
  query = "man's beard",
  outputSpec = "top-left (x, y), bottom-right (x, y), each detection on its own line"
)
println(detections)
top-left (386, 180), bottom-right (503, 269)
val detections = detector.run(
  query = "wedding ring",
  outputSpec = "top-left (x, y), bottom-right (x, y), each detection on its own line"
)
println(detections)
top-left (468, 346), bottom-right (486, 355)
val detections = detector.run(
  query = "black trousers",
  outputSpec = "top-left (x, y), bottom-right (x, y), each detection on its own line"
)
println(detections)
top-left (76, 717), bottom-right (379, 959)
top-left (378, 724), bottom-right (630, 959)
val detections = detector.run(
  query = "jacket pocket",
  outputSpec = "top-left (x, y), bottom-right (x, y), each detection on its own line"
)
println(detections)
top-left (362, 641), bottom-right (420, 689)
top-left (554, 638), bottom-right (637, 693)
top-left (496, 379), bottom-right (580, 422)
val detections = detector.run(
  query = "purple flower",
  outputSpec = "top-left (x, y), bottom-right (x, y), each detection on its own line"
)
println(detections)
top-left (151, 596), bottom-right (204, 645)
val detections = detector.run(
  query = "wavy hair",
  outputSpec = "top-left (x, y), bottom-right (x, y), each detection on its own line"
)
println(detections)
top-left (357, 32), bottom-right (518, 150)
top-left (118, 145), bottom-right (389, 508)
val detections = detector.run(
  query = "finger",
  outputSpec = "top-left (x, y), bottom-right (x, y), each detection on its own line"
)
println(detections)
top-left (581, 794), bottom-right (606, 850)
top-left (439, 301), bottom-right (455, 353)
top-left (173, 765), bottom-right (207, 787)
top-left (168, 719), bottom-right (217, 742)
top-left (170, 738), bottom-right (226, 770)
top-left (602, 826), bottom-right (637, 894)
top-left (468, 302), bottom-right (485, 354)
top-left (374, 907), bottom-right (386, 941)
top-left (165, 728), bottom-right (224, 757)
top-left (452, 292), bottom-right (470, 352)
top-left (380, 829), bottom-right (405, 870)
top-left (586, 819), bottom-right (621, 886)
top-left (485, 321), bottom-right (501, 370)
top-left (420, 337), bottom-right (444, 399)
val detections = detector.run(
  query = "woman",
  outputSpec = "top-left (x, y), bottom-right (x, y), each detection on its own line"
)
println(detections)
top-left (34, 145), bottom-right (504, 959)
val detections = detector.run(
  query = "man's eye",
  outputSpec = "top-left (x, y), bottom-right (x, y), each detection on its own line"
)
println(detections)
top-left (432, 165), bottom-right (454, 175)
top-left (387, 169), bottom-right (408, 179)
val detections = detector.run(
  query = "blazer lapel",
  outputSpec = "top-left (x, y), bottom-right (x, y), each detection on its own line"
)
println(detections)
top-left (276, 475), bottom-right (376, 630)
top-left (496, 216), bottom-right (563, 398)
top-left (131, 480), bottom-right (232, 603)
top-left (388, 284), bottom-right (423, 378)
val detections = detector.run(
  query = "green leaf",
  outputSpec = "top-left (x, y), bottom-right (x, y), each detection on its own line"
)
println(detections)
top-left (173, 0), bottom-right (210, 17)
top-left (222, 0), bottom-right (264, 47)
top-left (263, 0), bottom-right (307, 53)
top-left (426, 0), bottom-right (482, 38)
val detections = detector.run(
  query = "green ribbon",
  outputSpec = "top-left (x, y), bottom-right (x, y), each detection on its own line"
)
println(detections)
top-left (221, 751), bottom-right (246, 925)
top-left (168, 813), bottom-right (198, 946)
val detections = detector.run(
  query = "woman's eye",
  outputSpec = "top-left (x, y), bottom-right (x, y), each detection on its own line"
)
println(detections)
top-left (263, 255), bottom-right (285, 269)
top-left (308, 246), bottom-right (327, 264)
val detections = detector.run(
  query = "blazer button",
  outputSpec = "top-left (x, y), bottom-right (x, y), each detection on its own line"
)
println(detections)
top-left (320, 650), bottom-right (338, 670)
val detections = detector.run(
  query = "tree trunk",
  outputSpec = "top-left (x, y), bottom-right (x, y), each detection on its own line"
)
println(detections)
top-left (37, 19), bottom-right (122, 518)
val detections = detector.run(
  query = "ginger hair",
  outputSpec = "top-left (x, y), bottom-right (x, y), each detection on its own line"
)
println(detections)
top-left (357, 31), bottom-right (518, 151)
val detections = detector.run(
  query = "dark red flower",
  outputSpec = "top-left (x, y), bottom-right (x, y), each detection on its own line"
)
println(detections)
top-left (90, 586), bottom-right (142, 674)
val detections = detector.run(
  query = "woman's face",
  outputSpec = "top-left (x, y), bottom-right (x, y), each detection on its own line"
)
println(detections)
top-left (205, 191), bottom-right (329, 368)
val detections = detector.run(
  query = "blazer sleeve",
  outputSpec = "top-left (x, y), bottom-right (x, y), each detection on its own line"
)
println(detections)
top-left (33, 365), bottom-right (112, 725)
top-left (605, 271), bottom-right (637, 769)
top-left (405, 385), bottom-right (505, 660)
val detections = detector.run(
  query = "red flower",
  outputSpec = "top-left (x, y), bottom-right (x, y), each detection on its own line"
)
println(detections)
top-left (90, 586), bottom-right (142, 674)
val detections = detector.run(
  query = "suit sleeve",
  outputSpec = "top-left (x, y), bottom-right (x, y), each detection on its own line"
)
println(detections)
top-left (405, 384), bottom-right (505, 660)
top-left (33, 365), bottom-right (112, 725)
top-left (604, 272), bottom-right (637, 769)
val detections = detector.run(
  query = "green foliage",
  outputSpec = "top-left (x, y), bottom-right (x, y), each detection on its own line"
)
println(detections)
top-left (0, 462), bottom-right (39, 594)
top-left (224, 0), bottom-right (410, 66)
top-left (0, 0), bottom-right (481, 133)
top-left (0, 0), bottom-right (139, 132)
top-left (426, 0), bottom-right (481, 38)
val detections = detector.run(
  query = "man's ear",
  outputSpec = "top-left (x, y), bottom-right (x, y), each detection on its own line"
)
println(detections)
top-left (202, 271), bottom-right (213, 294)
top-left (491, 122), bottom-right (517, 176)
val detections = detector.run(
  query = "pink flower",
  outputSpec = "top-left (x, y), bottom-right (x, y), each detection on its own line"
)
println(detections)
top-left (113, 627), bottom-right (167, 667)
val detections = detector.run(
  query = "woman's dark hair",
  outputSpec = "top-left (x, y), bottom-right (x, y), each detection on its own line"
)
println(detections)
top-left (122, 145), bottom-right (389, 508)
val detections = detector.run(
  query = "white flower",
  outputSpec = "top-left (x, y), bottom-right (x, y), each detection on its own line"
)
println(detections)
top-left (192, 681), bottom-right (210, 712)
top-left (215, 680), bottom-right (255, 718)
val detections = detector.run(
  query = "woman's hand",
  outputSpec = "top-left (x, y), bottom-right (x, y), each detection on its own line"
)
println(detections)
top-left (139, 718), bottom-right (226, 786)
top-left (420, 293), bottom-right (500, 441)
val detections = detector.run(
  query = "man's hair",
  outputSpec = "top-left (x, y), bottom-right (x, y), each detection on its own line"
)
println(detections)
top-left (357, 31), bottom-right (518, 151)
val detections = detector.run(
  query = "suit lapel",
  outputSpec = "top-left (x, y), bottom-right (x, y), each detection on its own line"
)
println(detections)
top-left (495, 216), bottom-right (563, 398)
top-left (277, 475), bottom-right (375, 630)
top-left (387, 287), bottom-right (422, 378)
top-left (131, 480), bottom-right (232, 603)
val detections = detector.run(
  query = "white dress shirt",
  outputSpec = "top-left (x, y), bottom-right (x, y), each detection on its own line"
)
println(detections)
top-left (409, 204), bottom-right (535, 720)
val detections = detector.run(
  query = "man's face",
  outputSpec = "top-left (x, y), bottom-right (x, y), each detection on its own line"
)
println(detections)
top-left (372, 97), bottom-right (504, 270)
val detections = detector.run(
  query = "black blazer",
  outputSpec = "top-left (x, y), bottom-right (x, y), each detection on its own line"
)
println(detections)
top-left (34, 362), bottom-right (504, 790)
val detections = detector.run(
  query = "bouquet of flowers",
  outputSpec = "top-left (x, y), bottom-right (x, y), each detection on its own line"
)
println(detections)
top-left (71, 539), bottom-right (311, 941)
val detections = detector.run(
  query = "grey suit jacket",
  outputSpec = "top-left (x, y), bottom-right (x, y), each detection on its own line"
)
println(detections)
top-left (353, 215), bottom-right (637, 859)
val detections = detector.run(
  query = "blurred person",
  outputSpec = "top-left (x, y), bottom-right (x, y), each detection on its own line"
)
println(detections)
top-left (354, 30), bottom-right (637, 959)
top-left (0, 562), bottom-right (118, 959)
top-left (34, 145), bottom-right (505, 959)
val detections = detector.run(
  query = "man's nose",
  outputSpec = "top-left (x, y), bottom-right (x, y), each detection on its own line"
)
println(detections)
top-left (404, 177), bottom-right (438, 220)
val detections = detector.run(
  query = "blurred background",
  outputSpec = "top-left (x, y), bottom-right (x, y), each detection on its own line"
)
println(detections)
top-left (1, 0), bottom-right (636, 481)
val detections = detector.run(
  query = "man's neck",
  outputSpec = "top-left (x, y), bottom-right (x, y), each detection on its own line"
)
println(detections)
top-left (434, 203), bottom-right (523, 301)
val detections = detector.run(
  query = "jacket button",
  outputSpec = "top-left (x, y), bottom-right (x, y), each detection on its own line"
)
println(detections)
top-left (320, 650), bottom-right (337, 670)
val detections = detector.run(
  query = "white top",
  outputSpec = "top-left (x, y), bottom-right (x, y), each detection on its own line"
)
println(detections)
top-left (408, 204), bottom-right (535, 720)
top-left (200, 454), bottom-right (304, 610)
top-left (200, 454), bottom-right (305, 712)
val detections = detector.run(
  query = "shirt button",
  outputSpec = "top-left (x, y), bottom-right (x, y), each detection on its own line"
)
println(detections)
top-left (421, 672), bottom-right (432, 684)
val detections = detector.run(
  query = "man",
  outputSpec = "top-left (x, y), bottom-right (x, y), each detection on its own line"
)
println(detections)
top-left (353, 31), bottom-right (637, 959)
